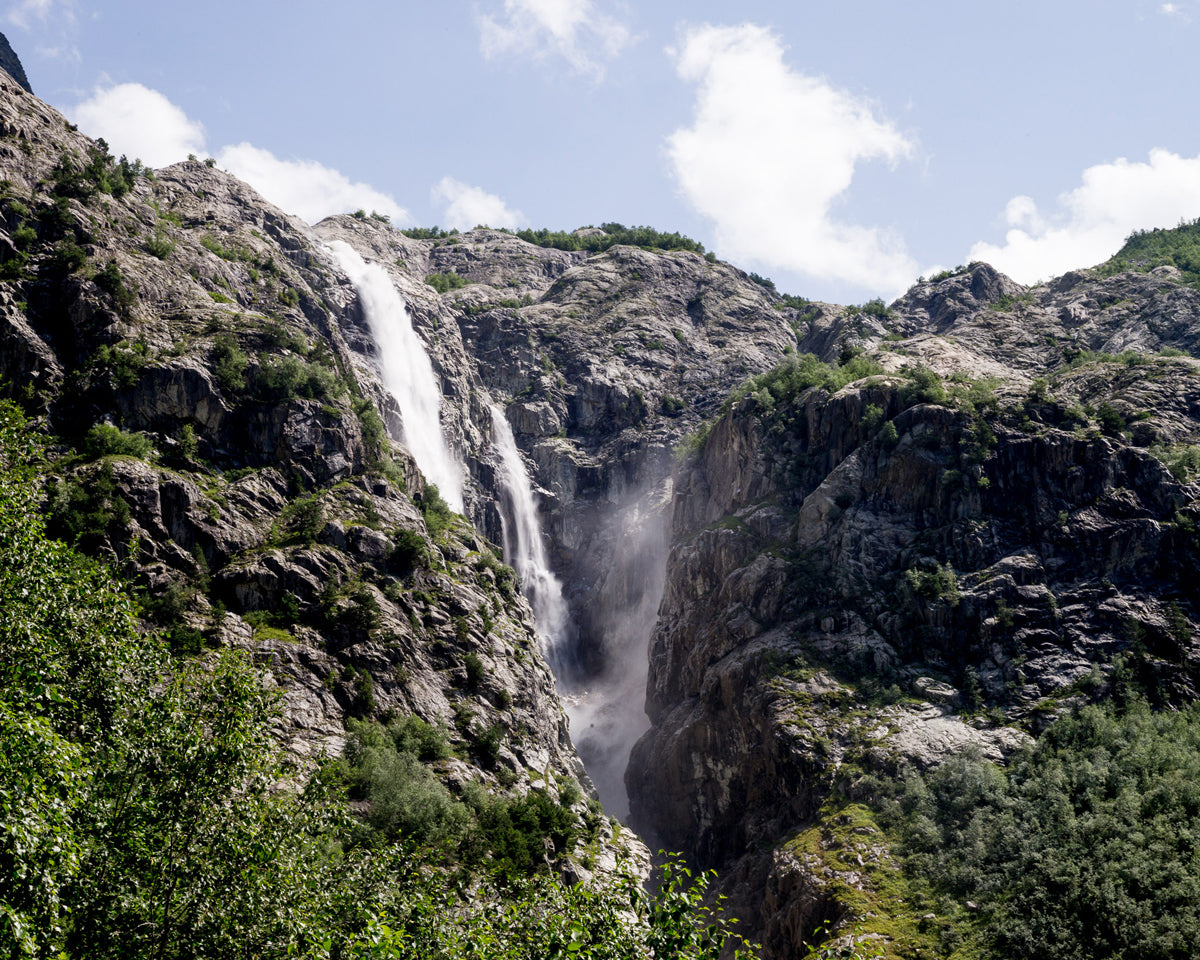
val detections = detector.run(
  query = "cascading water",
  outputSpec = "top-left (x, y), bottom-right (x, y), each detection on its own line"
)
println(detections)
top-left (327, 240), bottom-right (464, 512)
top-left (561, 489), bottom-right (665, 820)
top-left (489, 404), bottom-right (660, 819)
top-left (489, 404), bottom-right (571, 674)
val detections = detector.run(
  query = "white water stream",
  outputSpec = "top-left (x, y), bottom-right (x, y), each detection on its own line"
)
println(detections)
top-left (489, 404), bottom-right (571, 673)
top-left (327, 240), bottom-right (464, 512)
top-left (330, 239), bottom-right (652, 818)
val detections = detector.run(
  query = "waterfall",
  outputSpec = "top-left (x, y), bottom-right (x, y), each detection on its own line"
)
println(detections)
top-left (489, 404), bottom-right (571, 671)
top-left (327, 240), bottom-right (464, 512)
top-left (562, 489), bottom-right (664, 820)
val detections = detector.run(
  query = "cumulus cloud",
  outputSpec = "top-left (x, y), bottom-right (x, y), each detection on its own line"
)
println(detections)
top-left (67, 83), bottom-right (206, 167)
top-left (666, 23), bottom-right (917, 293)
top-left (431, 177), bottom-right (525, 231)
top-left (218, 143), bottom-right (411, 225)
top-left (65, 82), bottom-right (411, 225)
top-left (968, 149), bottom-right (1200, 282)
top-left (478, 0), bottom-right (633, 78)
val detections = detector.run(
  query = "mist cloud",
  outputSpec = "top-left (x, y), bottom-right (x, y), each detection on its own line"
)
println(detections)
top-left (969, 149), bottom-right (1200, 283)
top-left (667, 23), bottom-right (918, 294)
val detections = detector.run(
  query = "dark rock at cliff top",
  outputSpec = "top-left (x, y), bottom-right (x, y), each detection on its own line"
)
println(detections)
top-left (0, 32), bottom-right (31, 94)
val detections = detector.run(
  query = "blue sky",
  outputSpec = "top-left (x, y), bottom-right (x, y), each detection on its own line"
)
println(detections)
top-left (8, 0), bottom-right (1200, 303)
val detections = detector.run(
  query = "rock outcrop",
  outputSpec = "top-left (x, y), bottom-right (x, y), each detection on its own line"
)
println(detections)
top-left (0, 32), bottom-right (30, 94)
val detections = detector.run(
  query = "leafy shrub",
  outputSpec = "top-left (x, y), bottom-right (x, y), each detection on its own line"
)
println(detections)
top-left (254, 354), bottom-right (343, 402)
top-left (899, 365), bottom-right (947, 406)
top-left (660, 395), bottom-right (686, 416)
top-left (880, 420), bottom-right (899, 450)
top-left (355, 398), bottom-right (386, 459)
top-left (83, 422), bottom-right (153, 459)
top-left (858, 297), bottom-right (894, 319)
top-left (418, 483), bottom-right (454, 538)
top-left (142, 233), bottom-right (175, 260)
top-left (48, 239), bottom-right (87, 273)
top-left (389, 528), bottom-right (428, 574)
top-left (1095, 401), bottom-right (1126, 436)
top-left (341, 585), bottom-right (380, 635)
top-left (1151, 443), bottom-right (1200, 481)
top-left (400, 226), bottom-right (459, 240)
top-left (278, 495), bottom-right (324, 544)
top-left (722, 352), bottom-right (884, 415)
top-left (50, 142), bottom-right (144, 201)
top-left (463, 652), bottom-right (485, 690)
top-left (211, 334), bottom-right (248, 392)
top-left (176, 423), bottom-right (199, 459)
top-left (471, 787), bottom-right (576, 876)
top-left (90, 340), bottom-right (149, 388)
top-left (11, 224), bottom-right (37, 250)
top-left (904, 563), bottom-right (960, 606)
top-left (44, 463), bottom-right (131, 553)
top-left (425, 271), bottom-right (469, 293)
top-left (93, 261), bottom-right (135, 311)
top-left (860, 403), bottom-right (885, 432)
top-left (1099, 216), bottom-right (1200, 288)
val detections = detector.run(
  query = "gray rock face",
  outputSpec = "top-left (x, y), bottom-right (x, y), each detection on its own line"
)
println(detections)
top-left (626, 261), bottom-right (1200, 954)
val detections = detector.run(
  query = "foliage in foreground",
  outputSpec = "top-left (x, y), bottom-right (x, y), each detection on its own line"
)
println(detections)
top-left (881, 700), bottom-right (1200, 960)
top-left (0, 400), bottom-right (744, 959)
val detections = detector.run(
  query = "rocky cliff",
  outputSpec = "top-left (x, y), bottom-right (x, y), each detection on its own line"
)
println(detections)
top-left (627, 261), bottom-right (1200, 956)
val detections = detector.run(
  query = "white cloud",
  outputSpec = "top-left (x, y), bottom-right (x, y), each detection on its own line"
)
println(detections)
top-left (64, 82), bottom-right (410, 225)
top-left (67, 83), bottom-right (206, 167)
top-left (1162, 3), bottom-right (1181, 13)
top-left (968, 149), bottom-right (1200, 282)
top-left (666, 23), bottom-right (917, 294)
top-left (218, 143), bottom-right (411, 226)
top-left (478, 0), bottom-right (632, 78)
top-left (431, 177), bottom-right (525, 231)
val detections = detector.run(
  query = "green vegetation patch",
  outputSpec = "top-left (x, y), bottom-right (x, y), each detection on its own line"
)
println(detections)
top-left (515, 221), bottom-right (706, 255)
top-left (1098, 217), bottom-right (1200, 287)
top-left (722, 352), bottom-right (885, 416)
top-left (425, 271), bottom-right (469, 293)
top-left (879, 700), bottom-right (1200, 960)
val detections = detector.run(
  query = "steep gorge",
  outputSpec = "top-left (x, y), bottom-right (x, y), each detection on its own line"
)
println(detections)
top-left (4, 58), bottom-right (1200, 959)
